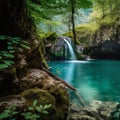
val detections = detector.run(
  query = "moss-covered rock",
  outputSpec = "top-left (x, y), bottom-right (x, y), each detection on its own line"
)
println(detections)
top-left (20, 87), bottom-right (56, 106)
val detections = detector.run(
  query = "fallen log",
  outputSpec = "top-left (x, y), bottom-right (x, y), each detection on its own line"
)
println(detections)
top-left (42, 67), bottom-right (76, 91)
top-left (42, 67), bottom-right (85, 107)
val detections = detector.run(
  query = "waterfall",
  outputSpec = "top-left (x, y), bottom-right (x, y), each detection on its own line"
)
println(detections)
top-left (63, 37), bottom-right (76, 60)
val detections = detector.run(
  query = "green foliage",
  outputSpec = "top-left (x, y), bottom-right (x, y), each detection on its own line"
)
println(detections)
top-left (74, 0), bottom-right (93, 9)
top-left (90, 0), bottom-right (120, 25)
top-left (38, 31), bottom-right (58, 40)
top-left (26, 0), bottom-right (62, 23)
top-left (0, 106), bottom-right (18, 120)
top-left (76, 23), bottom-right (99, 34)
top-left (22, 100), bottom-right (51, 120)
top-left (64, 23), bottom-right (99, 45)
top-left (0, 100), bottom-right (51, 120)
top-left (0, 35), bottom-right (30, 70)
top-left (26, 0), bottom-right (93, 34)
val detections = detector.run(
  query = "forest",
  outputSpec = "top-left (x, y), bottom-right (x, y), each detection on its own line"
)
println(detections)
top-left (0, 0), bottom-right (120, 120)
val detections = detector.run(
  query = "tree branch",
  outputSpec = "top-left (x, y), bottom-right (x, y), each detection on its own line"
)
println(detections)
top-left (42, 67), bottom-right (85, 107)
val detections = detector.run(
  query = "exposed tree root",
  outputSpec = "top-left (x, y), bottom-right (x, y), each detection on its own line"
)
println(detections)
top-left (42, 67), bottom-right (85, 107)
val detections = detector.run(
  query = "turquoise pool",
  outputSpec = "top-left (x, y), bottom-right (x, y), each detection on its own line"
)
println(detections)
top-left (48, 60), bottom-right (120, 103)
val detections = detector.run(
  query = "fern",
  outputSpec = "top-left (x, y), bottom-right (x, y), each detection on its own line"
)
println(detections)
top-left (0, 100), bottom-right (51, 120)
top-left (0, 35), bottom-right (30, 70)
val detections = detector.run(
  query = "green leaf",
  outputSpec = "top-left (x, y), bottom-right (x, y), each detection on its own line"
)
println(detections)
top-left (28, 107), bottom-right (34, 111)
top-left (11, 40), bottom-right (19, 44)
top-left (7, 42), bottom-right (13, 45)
top-left (12, 37), bottom-right (21, 41)
top-left (21, 112), bottom-right (33, 119)
top-left (42, 110), bottom-right (48, 114)
top-left (0, 64), bottom-right (9, 69)
top-left (0, 35), bottom-right (7, 40)
top-left (1, 51), bottom-right (8, 54)
top-left (20, 44), bottom-right (30, 49)
top-left (11, 111), bottom-right (18, 115)
top-left (4, 109), bottom-right (11, 113)
top-left (21, 41), bottom-right (29, 44)
top-left (0, 113), bottom-right (10, 119)
top-left (6, 36), bottom-right (12, 39)
top-left (33, 100), bottom-right (37, 107)
top-left (36, 106), bottom-right (42, 112)
top-left (38, 105), bottom-right (43, 109)
top-left (3, 60), bottom-right (14, 65)
top-left (43, 104), bottom-right (52, 109)
top-left (2, 53), bottom-right (14, 59)
top-left (9, 50), bottom-right (15, 53)
top-left (8, 46), bottom-right (14, 50)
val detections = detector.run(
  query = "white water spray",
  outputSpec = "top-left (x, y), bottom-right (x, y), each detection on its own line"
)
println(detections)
top-left (63, 38), bottom-right (76, 60)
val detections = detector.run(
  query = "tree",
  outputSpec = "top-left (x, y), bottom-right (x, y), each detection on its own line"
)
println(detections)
top-left (90, 0), bottom-right (120, 25)
top-left (27, 0), bottom-right (92, 44)
top-left (0, 0), bottom-right (34, 37)
top-left (0, 0), bottom-right (46, 69)
top-left (69, 0), bottom-right (92, 44)
top-left (70, 0), bottom-right (76, 43)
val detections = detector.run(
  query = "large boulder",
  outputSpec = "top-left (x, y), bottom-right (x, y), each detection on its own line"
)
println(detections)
top-left (20, 87), bottom-right (69, 120)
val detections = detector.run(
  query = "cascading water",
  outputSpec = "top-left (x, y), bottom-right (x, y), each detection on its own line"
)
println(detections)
top-left (63, 37), bottom-right (76, 60)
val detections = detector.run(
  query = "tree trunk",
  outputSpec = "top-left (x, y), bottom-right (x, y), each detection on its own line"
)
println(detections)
top-left (0, 0), bottom-right (45, 69)
top-left (0, 0), bottom-right (35, 37)
top-left (70, 0), bottom-right (77, 44)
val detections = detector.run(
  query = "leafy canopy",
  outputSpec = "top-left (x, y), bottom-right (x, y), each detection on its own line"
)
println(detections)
top-left (90, 0), bottom-right (120, 25)
top-left (26, 0), bottom-right (93, 32)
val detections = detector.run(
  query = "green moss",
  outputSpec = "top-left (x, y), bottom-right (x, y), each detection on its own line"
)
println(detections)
top-left (38, 31), bottom-right (58, 40)
top-left (76, 23), bottom-right (99, 34)
top-left (62, 31), bottom-right (73, 38)
top-left (20, 88), bottom-right (56, 106)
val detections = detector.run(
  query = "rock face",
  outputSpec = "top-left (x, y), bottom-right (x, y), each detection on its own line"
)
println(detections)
top-left (68, 100), bottom-right (120, 120)
top-left (45, 36), bottom-right (67, 60)
top-left (84, 40), bottom-right (120, 59)
top-left (83, 22), bottom-right (120, 59)
top-left (45, 36), bottom-right (77, 60)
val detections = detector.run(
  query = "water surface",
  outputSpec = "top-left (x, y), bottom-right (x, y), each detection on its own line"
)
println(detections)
top-left (48, 60), bottom-right (120, 103)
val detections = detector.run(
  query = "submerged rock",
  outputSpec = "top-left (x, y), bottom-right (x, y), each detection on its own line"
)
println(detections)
top-left (68, 100), bottom-right (120, 120)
